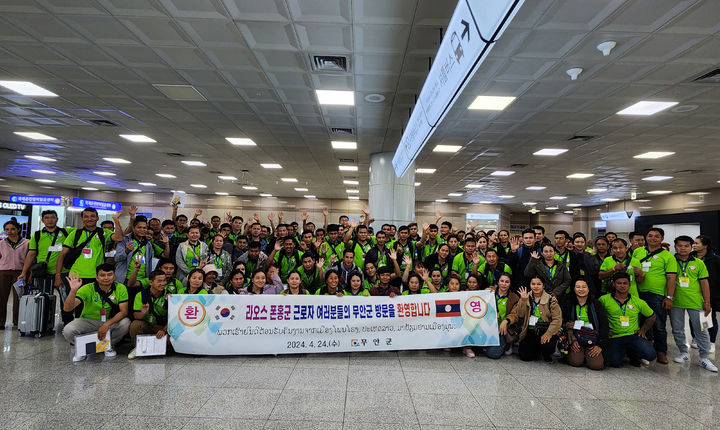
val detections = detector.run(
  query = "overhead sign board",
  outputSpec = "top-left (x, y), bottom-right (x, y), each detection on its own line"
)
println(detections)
top-left (392, 0), bottom-right (524, 177)
top-left (72, 198), bottom-right (121, 212)
top-left (466, 213), bottom-right (500, 220)
top-left (10, 195), bottom-right (63, 206)
top-left (600, 211), bottom-right (634, 221)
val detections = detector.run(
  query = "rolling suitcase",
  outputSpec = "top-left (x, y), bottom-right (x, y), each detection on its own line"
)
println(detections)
top-left (18, 291), bottom-right (56, 337)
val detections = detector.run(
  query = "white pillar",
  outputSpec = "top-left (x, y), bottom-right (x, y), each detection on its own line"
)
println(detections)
top-left (369, 152), bottom-right (415, 229)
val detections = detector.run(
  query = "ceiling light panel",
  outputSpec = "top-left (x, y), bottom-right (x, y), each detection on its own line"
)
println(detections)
top-left (226, 137), bottom-right (256, 146)
top-left (15, 132), bottom-right (56, 140)
top-left (331, 141), bottom-right (356, 150)
top-left (468, 96), bottom-right (515, 110)
top-left (316, 90), bottom-right (354, 105)
top-left (0, 81), bottom-right (57, 96)
top-left (633, 151), bottom-right (675, 159)
top-left (433, 145), bottom-right (462, 153)
top-left (617, 101), bottom-right (678, 115)
top-left (119, 134), bottom-right (155, 143)
top-left (533, 148), bottom-right (567, 156)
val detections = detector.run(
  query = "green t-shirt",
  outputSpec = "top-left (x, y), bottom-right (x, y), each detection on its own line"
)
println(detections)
top-left (62, 228), bottom-right (114, 278)
top-left (599, 255), bottom-right (642, 296)
top-left (363, 278), bottom-right (379, 291)
top-left (422, 241), bottom-right (439, 260)
top-left (555, 249), bottom-right (571, 268)
top-left (496, 294), bottom-right (509, 322)
top-left (133, 289), bottom-right (168, 325)
top-left (402, 288), bottom-right (430, 295)
top-left (182, 241), bottom-right (205, 272)
top-left (632, 247), bottom-right (678, 296)
top-left (274, 251), bottom-right (300, 283)
top-left (599, 293), bottom-right (654, 338)
top-left (29, 227), bottom-right (75, 275)
top-left (478, 262), bottom-right (512, 286)
top-left (297, 265), bottom-right (323, 294)
top-left (350, 240), bottom-right (372, 270)
top-left (75, 282), bottom-right (128, 320)
top-left (451, 253), bottom-right (484, 285)
top-left (125, 238), bottom-right (164, 280)
top-left (674, 257), bottom-right (709, 309)
top-left (391, 240), bottom-right (416, 272)
top-left (139, 277), bottom-right (185, 295)
top-left (320, 240), bottom-right (345, 270)
top-left (575, 303), bottom-right (589, 325)
top-left (348, 288), bottom-right (371, 296)
top-left (528, 300), bottom-right (543, 330)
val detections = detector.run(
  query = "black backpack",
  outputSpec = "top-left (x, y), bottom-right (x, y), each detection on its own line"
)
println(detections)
top-left (63, 228), bottom-right (106, 270)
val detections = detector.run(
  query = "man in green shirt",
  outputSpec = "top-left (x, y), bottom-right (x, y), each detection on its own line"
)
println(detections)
top-left (667, 236), bottom-right (717, 371)
top-left (632, 227), bottom-right (677, 364)
top-left (62, 264), bottom-right (130, 361)
top-left (128, 270), bottom-right (171, 360)
top-left (298, 253), bottom-right (324, 294)
top-left (451, 236), bottom-right (483, 288)
top-left (56, 208), bottom-right (124, 325)
top-left (599, 238), bottom-right (644, 296)
top-left (267, 236), bottom-right (302, 283)
top-left (343, 220), bottom-right (372, 270)
top-left (599, 273), bottom-right (656, 367)
top-left (18, 210), bottom-right (73, 294)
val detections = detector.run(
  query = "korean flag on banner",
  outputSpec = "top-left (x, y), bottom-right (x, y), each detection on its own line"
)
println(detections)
top-left (211, 305), bottom-right (237, 322)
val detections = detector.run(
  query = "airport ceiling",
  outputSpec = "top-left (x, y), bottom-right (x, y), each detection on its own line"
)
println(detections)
top-left (0, 0), bottom-right (719, 211)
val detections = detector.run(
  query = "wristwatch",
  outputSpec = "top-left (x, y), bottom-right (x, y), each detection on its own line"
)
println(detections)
top-left (665, 295), bottom-right (673, 300)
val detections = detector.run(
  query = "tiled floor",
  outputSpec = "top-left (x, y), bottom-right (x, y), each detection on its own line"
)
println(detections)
top-left (2, 306), bottom-right (719, 429)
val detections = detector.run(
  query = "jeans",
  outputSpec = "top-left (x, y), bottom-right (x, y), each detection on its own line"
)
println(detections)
top-left (62, 317), bottom-right (130, 347)
top-left (690, 311), bottom-right (718, 344)
top-left (608, 334), bottom-right (656, 367)
top-left (670, 307), bottom-right (711, 359)
top-left (639, 291), bottom-right (667, 354)
top-left (485, 335), bottom-right (509, 359)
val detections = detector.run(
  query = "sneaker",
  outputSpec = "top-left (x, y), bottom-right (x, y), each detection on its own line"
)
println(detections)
top-left (127, 348), bottom-right (137, 360)
top-left (463, 347), bottom-right (475, 358)
top-left (640, 359), bottom-right (650, 367)
top-left (674, 352), bottom-right (690, 363)
top-left (72, 355), bottom-right (86, 363)
top-left (504, 347), bottom-right (512, 356)
top-left (711, 344), bottom-right (716, 354)
top-left (691, 340), bottom-right (699, 349)
top-left (699, 358), bottom-right (718, 372)
top-left (104, 348), bottom-right (117, 358)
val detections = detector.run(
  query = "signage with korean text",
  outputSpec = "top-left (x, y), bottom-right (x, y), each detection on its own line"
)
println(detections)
top-left (71, 197), bottom-right (121, 211)
top-left (10, 195), bottom-right (62, 206)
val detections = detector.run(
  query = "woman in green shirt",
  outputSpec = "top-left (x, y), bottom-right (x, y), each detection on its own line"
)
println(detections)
top-left (344, 272), bottom-right (369, 296)
top-left (561, 278), bottom-right (608, 370)
top-left (486, 273), bottom-right (519, 359)
top-left (466, 274), bottom-right (481, 291)
top-left (184, 269), bottom-right (208, 295)
top-left (507, 276), bottom-right (562, 362)
top-left (362, 261), bottom-right (380, 291)
top-left (316, 270), bottom-right (343, 296)
top-left (402, 272), bottom-right (430, 295)
top-left (283, 270), bottom-right (309, 295)
top-left (225, 269), bottom-right (246, 294)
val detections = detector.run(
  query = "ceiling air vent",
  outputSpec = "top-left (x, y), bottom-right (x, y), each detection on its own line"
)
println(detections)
top-left (568, 135), bottom-right (595, 142)
top-left (166, 152), bottom-right (183, 157)
top-left (330, 127), bottom-right (353, 135)
top-left (339, 158), bottom-right (355, 163)
top-left (509, 163), bottom-right (528, 168)
top-left (88, 119), bottom-right (118, 127)
top-left (693, 68), bottom-right (720, 83)
top-left (677, 169), bottom-right (702, 174)
top-left (311, 55), bottom-right (349, 73)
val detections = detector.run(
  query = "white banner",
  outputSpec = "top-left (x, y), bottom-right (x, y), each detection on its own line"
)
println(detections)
top-left (168, 292), bottom-right (499, 355)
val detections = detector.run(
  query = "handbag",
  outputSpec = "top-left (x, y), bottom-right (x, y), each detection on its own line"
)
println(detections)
top-left (573, 302), bottom-right (599, 347)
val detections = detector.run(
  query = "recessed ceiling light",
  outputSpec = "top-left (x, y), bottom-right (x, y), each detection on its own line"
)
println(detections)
top-left (0, 81), bottom-right (57, 97)
top-left (416, 168), bottom-right (436, 174)
top-left (226, 137), bottom-right (256, 146)
top-left (642, 176), bottom-right (673, 181)
top-left (34, 178), bottom-right (55, 183)
top-left (331, 141), bottom-right (357, 150)
top-left (138, 182), bottom-right (156, 186)
top-left (295, 187), bottom-right (309, 192)
top-left (491, 170), bottom-right (515, 176)
top-left (339, 165), bottom-right (358, 171)
top-left (156, 173), bottom-right (176, 178)
top-left (617, 101), bottom-right (678, 116)
top-left (563, 211), bottom-right (574, 214)
top-left (182, 160), bottom-right (206, 166)
top-left (261, 163), bottom-right (282, 169)
top-left (119, 134), bottom-right (155, 143)
top-left (93, 171), bottom-right (116, 176)
top-left (567, 173), bottom-right (594, 179)
top-left (215, 192), bottom-right (229, 196)
top-left (498, 195), bottom-right (515, 199)
top-left (468, 95), bottom-right (515, 110)
top-left (218, 175), bottom-right (237, 181)
top-left (635, 199), bottom-right (650, 202)
top-left (316, 89), bottom-right (354, 105)
top-left (633, 151), bottom-right (675, 159)
top-left (103, 157), bottom-right (131, 164)
top-left (346, 189), bottom-right (359, 194)
top-left (435, 199), bottom-right (448, 203)
top-left (281, 178), bottom-right (297, 182)
top-left (433, 145), bottom-right (462, 153)
top-left (688, 201), bottom-right (703, 205)
top-left (242, 185), bottom-right (258, 190)
top-left (687, 192), bottom-right (710, 196)
top-left (587, 188), bottom-right (607, 193)
top-left (348, 196), bottom-right (360, 200)
top-left (567, 203), bottom-right (582, 207)
top-left (15, 132), bottom-right (56, 140)
top-left (545, 206), bottom-right (559, 210)
top-left (448, 193), bottom-right (463, 197)
top-left (81, 187), bottom-right (98, 191)
top-left (259, 193), bottom-right (273, 197)
top-left (126, 188), bottom-right (141, 192)
top-left (549, 196), bottom-right (567, 200)
top-left (414, 182), bottom-right (421, 186)
top-left (522, 202), bottom-right (537, 206)
top-left (601, 198), bottom-right (619, 202)
top-left (465, 184), bottom-right (483, 189)
top-left (478, 200), bottom-right (492, 204)
top-left (647, 190), bottom-right (672, 195)
top-left (533, 148), bottom-right (568, 156)
top-left (304, 195), bottom-right (316, 199)
top-left (87, 180), bottom-right (105, 185)
top-left (25, 155), bottom-right (56, 162)
top-left (343, 180), bottom-right (359, 185)
top-left (639, 206), bottom-right (653, 209)
top-left (525, 186), bottom-right (546, 191)
top-left (31, 169), bottom-right (55, 174)
top-left (190, 184), bottom-right (207, 188)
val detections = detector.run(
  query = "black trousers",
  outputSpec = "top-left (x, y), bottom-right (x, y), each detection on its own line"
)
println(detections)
top-left (519, 329), bottom-right (558, 362)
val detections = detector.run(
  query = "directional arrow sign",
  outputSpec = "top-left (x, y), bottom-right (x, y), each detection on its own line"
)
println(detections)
top-left (392, 0), bottom-right (524, 177)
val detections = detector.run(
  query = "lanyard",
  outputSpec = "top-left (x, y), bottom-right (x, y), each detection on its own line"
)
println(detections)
top-left (613, 297), bottom-right (629, 316)
top-left (531, 298), bottom-right (541, 315)
top-left (677, 258), bottom-right (690, 277)
top-left (545, 264), bottom-right (556, 278)
top-left (187, 242), bottom-right (201, 260)
top-left (559, 250), bottom-right (570, 266)
top-left (463, 254), bottom-right (474, 274)
top-left (575, 304), bottom-right (587, 320)
top-left (614, 256), bottom-right (630, 270)
top-left (210, 251), bottom-right (223, 267)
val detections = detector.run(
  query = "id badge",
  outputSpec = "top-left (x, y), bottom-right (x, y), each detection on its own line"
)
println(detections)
top-left (48, 244), bottom-right (62, 252)
top-left (216, 269), bottom-right (223, 278)
top-left (642, 261), bottom-right (651, 273)
top-left (620, 316), bottom-right (630, 327)
top-left (190, 258), bottom-right (199, 266)
top-left (100, 309), bottom-right (106, 322)
top-left (82, 248), bottom-right (93, 259)
top-left (680, 277), bottom-right (690, 288)
top-left (528, 315), bottom-right (538, 326)
top-left (573, 320), bottom-right (584, 330)
top-left (140, 256), bottom-right (146, 265)
top-left (105, 250), bottom-right (116, 258)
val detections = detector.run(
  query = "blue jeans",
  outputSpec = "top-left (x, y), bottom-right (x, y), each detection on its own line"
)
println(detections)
top-left (608, 334), bottom-right (657, 367)
top-left (670, 307), bottom-right (711, 359)
top-left (690, 311), bottom-right (718, 343)
top-left (485, 335), bottom-right (508, 359)
top-left (639, 291), bottom-right (667, 354)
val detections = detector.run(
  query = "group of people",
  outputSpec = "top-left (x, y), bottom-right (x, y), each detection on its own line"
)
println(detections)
top-left (1, 204), bottom-right (718, 371)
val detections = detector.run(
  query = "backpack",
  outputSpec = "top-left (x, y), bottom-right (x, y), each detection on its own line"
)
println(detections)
top-left (63, 228), bottom-right (106, 270)
top-left (30, 228), bottom-right (67, 277)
